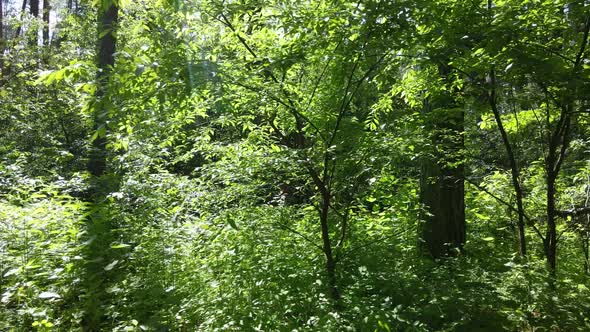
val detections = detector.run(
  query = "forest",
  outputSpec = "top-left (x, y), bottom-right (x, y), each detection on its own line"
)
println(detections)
top-left (1, 0), bottom-right (590, 330)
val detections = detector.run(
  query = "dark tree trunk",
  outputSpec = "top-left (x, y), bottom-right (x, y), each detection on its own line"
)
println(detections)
top-left (488, 68), bottom-right (527, 256)
top-left (419, 65), bottom-right (466, 258)
top-left (320, 190), bottom-right (340, 301)
top-left (546, 173), bottom-right (557, 271)
top-left (583, 230), bottom-right (589, 274)
top-left (82, 2), bottom-right (119, 330)
top-left (0, 0), bottom-right (4, 83)
top-left (544, 109), bottom-right (571, 273)
top-left (29, 0), bottom-right (39, 17)
top-left (419, 148), bottom-right (465, 257)
top-left (88, 1), bottom-right (118, 177)
top-left (308, 162), bottom-right (340, 303)
top-left (28, 0), bottom-right (40, 47)
top-left (0, 0), bottom-right (3, 43)
top-left (15, 0), bottom-right (27, 38)
top-left (42, 0), bottom-right (50, 46)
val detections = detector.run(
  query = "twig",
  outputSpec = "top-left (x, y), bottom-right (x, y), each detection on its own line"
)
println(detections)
top-left (465, 177), bottom-right (545, 241)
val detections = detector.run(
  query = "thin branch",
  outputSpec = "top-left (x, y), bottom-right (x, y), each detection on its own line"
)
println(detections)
top-left (228, 80), bottom-right (291, 109)
top-left (518, 40), bottom-right (576, 65)
top-left (465, 177), bottom-right (545, 241)
top-left (553, 113), bottom-right (571, 174)
top-left (557, 206), bottom-right (590, 218)
top-left (217, 12), bottom-right (325, 142)
top-left (303, 39), bottom-right (343, 114)
top-left (574, 15), bottom-right (590, 68)
top-left (278, 222), bottom-right (323, 251)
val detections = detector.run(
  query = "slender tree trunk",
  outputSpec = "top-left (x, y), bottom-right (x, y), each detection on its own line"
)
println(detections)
top-left (15, 0), bottom-right (27, 38)
top-left (42, 0), bottom-right (50, 46)
top-left (0, 0), bottom-right (3, 44)
top-left (308, 162), bottom-right (340, 303)
top-left (319, 190), bottom-right (340, 301)
top-left (583, 231), bottom-right (589, 274)
top-left (0, 0), bottom-right (4, 84)
top-left (546, 170), bottom-right (558, 272)
top-left (488, 68), bottom-right (527, 256)
top-left (544, 110), bottom-right (571, 273)
top-left (543, 161), bottom-right (559, 276)
top-left (419, 64), bottom-right (466, 258)
top-left (583, 179), bottom-right (590, 274)
top-left (28, 0), bottom-right (40, 47)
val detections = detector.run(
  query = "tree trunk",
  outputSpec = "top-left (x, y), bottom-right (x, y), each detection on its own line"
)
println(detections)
top-left (419, 148), bottom-right (465, 257)
top-left (82, 2), bottom-right (118, 330)
top-left (488, 68), bottom-right (527, 256)
top-left (319, 190), bottom-right (339, 301)
top-left (419, 65), bottom-right (466, 258)
top-left (15, 0), bottom-right (27, 38)
top-left (583, 231), bottom-right (589, 274)
top-left (546, 171), bottom-right (557, 272)
top-left (0, 0), bottom-right (4, 83)
top-left (28, 0), bottom-right (40, 47)
top-left (30, 0), bottom-right (39, 17)
top-left (309, 164), bottom-right (340, 303)
top-left (88, 1), bottom-right (118, 177)
top-left (42, 0), bottom-right (50, 46)
top-left (0, 0), bottom-right (3, 44)
top-left (544, 110), bottom-right (571, 273)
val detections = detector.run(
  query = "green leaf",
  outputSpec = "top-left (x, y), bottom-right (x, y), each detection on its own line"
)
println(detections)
top-left (38, 291), bottom-right (61, 299)
top-left (104, 260), bottom-right (119, 271)
top-left (110, 243), bottom-right (131, 249)
top-left (227, 215), bottom-right (239, 230)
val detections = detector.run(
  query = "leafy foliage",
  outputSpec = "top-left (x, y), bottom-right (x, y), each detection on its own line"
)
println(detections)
top-left (1, 0), bottom-right (589, 331)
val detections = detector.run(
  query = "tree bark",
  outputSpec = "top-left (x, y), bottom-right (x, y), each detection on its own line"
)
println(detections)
top-left (42, 0), bottom-right (50, 46)
top-left (544, 109), bottom-right (571, 273)
top-left (88, 1), bottom-right (118, 177)
top-left (29, 0), bottom-right (39, 17)
top-left (583, 231), bottom-right (589, 274)
top-left (419, 64), bottom-right (466, 258)
top-left (82, 2), bottom-right (119, 330)
top-left (320, 190), bottom-right (340, 301)
top-left (546, 171), bottom-right (558, 272)
top-left (308, 164), bottom-right (340, 302)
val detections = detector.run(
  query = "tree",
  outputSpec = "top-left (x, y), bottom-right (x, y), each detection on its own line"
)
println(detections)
top-left (456, 0), bottom-right (590, 273)
top-left (30, 0), bottom-right (39, 17)
top-left (0, 0), bottom-right (4, 82)
top-left (82, 0), bottom-right (119, 329)
top-left (88, 0), bottom-right (118, 178)
top-left (418, 65), bottom-right (466, 258)
top-left (42, 0), bottom-right (49, 46)
top-left (409, 1), bottom-right (469, 258)
top-left (2, 0), bottom-right (590, 330)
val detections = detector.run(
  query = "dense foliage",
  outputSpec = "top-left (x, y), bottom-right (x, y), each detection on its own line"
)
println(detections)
top-left (1, 0), bottom-right (589, 330)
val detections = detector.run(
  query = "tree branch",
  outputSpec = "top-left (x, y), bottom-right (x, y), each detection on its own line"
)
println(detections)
top-left (465, 177), bottom-right (545, 241)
